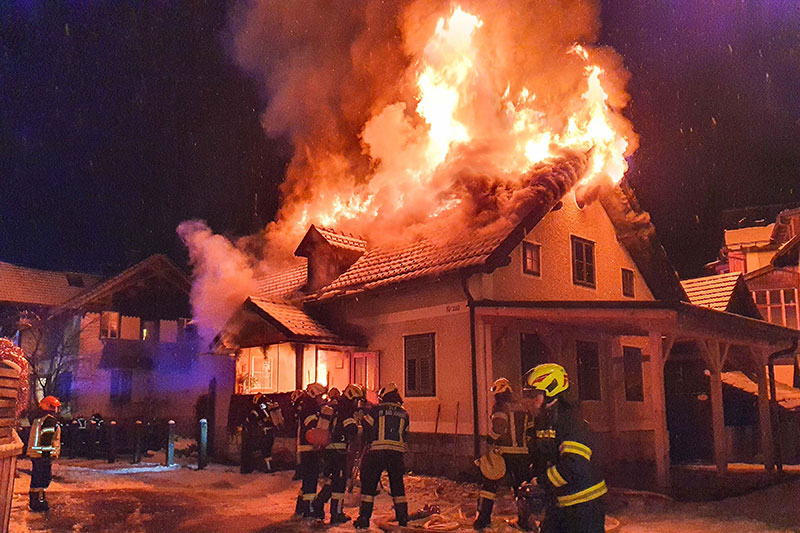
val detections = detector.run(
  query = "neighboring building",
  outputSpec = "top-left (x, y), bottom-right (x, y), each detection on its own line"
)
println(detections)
top-left (0, 255), bottom-right (231, 439)
top-left (220, 174), bottom-right (799, 487)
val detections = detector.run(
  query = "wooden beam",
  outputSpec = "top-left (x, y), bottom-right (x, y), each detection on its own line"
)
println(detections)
top-left (720, 342), bottom-right (732, 369)
top-left (648, 330), bottom-right (672, 488)
top-left (751, 346), bottom-right (775, 471)
top-left (709, 369), bottom-right (728, 475)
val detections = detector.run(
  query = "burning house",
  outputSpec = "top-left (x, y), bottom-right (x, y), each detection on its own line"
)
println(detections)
top-left (185, 3), bottom-right (800, 486)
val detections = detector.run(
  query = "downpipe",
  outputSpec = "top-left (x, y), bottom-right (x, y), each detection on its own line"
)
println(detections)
top-left (461, 276), bottom-right (482, 459)
top-left (767, 338), bottom-right (798, 473)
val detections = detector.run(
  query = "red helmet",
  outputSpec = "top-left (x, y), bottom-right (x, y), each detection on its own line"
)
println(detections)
top-left (39, 396), bottom-right (61, 412)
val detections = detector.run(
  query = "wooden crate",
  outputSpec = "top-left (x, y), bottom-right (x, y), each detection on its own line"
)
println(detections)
top-left (0, 361), bottom-right (22, 532)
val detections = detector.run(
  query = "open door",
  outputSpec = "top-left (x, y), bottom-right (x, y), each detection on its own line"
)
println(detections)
top-left (352, 351), bottom-right (379, 396)
top-left (665, 359), bottom-right (713, 463)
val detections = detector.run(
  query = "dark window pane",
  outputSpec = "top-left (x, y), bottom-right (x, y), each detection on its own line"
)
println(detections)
top-left (404, 333), bottom-right (435, 397)
top-left (406, 359), bottom-right (417, 392)
top-left (576, 341), bottom-right (601, 401)
top-left (623, 346), bottom-right (644, 401)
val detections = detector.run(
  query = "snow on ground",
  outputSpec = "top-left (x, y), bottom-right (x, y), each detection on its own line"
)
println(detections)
top-left (9, 454), bottom-right (800, 532)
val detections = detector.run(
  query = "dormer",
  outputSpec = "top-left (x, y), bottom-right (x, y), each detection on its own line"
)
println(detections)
top-left (294, 225), bottom-right (366, 292)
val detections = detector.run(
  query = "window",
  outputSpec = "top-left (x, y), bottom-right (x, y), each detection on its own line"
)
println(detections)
top-left (521, 333), bottom-right (549, 377)
top-left (623, 346), bottom-right (644, 401)
top-left (65, 274), bottom-right (84, 287)
top-left (752, 289), bottom-right (799, 329)
top-left (571, 236), bottom-right (596, 288)
top-left (140, 320), bottom-right (159, 342)
top-left (522, 242), bottom-right (542, 276)
top-left (99, 312), bottom-right (120, 339)
top-left (404, 333), bottom-right (435, 397)
top-left (250, 350), bottom-right (274, 392)
top-left (621, 268), bottom-right (635, 298)
top-left (110, 369), bottom-right (132, 405)
top-left (576, 341), bottom-right (601, 401)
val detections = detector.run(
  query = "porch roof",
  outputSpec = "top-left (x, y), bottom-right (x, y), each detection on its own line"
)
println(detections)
top-left (722, 371), bottom-right (800, 411)
top-left (246, 297), bottom-right (345, 345)
top-left (473, 299), bottom-right (800, 348)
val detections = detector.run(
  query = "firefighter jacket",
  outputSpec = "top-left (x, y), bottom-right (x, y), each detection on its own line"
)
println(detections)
top-left (326, 397), bottom-right (359, 452)
top-left (297, 396), bottom-right (321, 452)
top-left (28, 413), bottom-right (61, 459)
top-left (362, 402), bottom-right (409, 453)
top-left (528, 401), bottom-right (607, 508)
top-left (487, 401), bottom-right (532, 456)
top-left (244, 404), bottom-right (276, 438)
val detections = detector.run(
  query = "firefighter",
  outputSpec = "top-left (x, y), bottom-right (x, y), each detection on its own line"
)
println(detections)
top-left (27, 396), bottom-right (62, 512)
top-left (297, 382), bottom-right (327, 519)
top-left (241, 393), bottom-right (281, 474)
top-left (353, 382), bottom-right (409, 529)
top-left (474, 378), bottom-right (535, 530)
top-left (522, 364), bottom-right (607, 533)
top-left (313, 383), bottom-right (363, 523)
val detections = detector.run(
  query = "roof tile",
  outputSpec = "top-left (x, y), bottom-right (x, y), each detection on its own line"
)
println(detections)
top-left (681, 272), bottom-right (743, 312)
top-left (0, 262), bottom-right (103, 307)
top-left (248, 297), bottom-right (341, 342)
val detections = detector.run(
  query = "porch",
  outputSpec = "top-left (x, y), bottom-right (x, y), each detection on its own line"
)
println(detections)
top-left (472, 300), bottom-right (800, 488)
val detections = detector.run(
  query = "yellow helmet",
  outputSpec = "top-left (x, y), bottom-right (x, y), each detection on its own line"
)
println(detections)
top-left (343, 384), bottom-right (365, 401)
top-left (378, 382), bottom-right (398, 399)
top-left (306, 382), bottom-right (327, 399)
top-left (523, 363), bottom-right (569, 398)
top-left (490, 378), bottom-right (512, 395)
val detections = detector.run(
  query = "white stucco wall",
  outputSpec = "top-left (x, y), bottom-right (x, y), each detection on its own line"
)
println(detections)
top-left (487, 193), bottom-right (655, 301)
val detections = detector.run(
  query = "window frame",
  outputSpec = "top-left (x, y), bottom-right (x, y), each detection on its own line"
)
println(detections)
top-left (404, 333), bottom-right (436, 397)
top-left (621, 268), bottom-right (635, 298)
top-left (576, 340), bottom-right (601, 401)
top-left (571, 236), bottom-right (596, 289)
top-left (521, 241), bottom-right (542, 277)
top-left (99, 311), bottom-right (120, 339)
top-left (752, 288), bottom-right (799, 329)
top-left (622, 346), bottom-right (645, 402)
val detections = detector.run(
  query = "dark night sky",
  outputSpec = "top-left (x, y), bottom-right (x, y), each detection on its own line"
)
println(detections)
top-left (1, 1), bottom-right (798, 278)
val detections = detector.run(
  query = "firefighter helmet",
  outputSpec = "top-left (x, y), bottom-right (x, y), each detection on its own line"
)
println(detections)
top-left (490, 378), bottom-right (512, 395)
top-left (39, 396), bottom-right (61, 412)
top-left (327, 387), bottom-right (341, 400)
top-left (378, 382), bottom-right (398, 400)
top-left (306, 382), bottom-right (327, 399)
top-left (523, 363), bottom-right (569, 398)
top-left (252, 393), bottom-right (264, 406)
top-left (343, 384), bottom-right (365, 400)
top-left (290, 389), bottom-right (305, 403)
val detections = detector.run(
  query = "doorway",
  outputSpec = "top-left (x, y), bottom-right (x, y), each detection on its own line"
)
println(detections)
top-left (664, 357), bottom-right (713, 463)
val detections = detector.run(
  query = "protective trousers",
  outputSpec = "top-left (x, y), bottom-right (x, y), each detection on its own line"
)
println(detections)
top-left (356, 450), bottom-right (408, 525)
top-left (298, 450), bottom-right (321, 517)
top-left (475, 454), bottom-right (531, 525)
top-left (29, 457), bottom-right (52, 512)
top-left (539, 496), bottom-right (605, 533)
top-left (314, 450), bottom-right (348, 519)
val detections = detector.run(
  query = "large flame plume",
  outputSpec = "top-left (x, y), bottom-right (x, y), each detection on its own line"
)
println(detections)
top-left (181, 0), bottom-right (637, 338)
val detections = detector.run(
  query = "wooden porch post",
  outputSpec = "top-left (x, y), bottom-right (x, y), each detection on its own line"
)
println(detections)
top-left (606, 338), bottom-right (622, 464)
top-left (752, 346), bottom-right (775, 471)
top-left (648, 331), bottom-right (673, 488)
top-left (475, 319), bottom-right (492, 437)
top-left (704, 339), bottom-right (728, 475)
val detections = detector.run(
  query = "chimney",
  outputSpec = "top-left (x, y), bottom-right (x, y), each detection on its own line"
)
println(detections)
top-left (294, 225), bottom-right (366, 292)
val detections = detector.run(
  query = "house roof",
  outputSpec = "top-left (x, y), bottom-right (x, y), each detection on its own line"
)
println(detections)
top-left (254, 262), bottom-right (308, 300)
top-left (722, 371), bottom-right (800, 411)
top-left (681, 272), bottom-right (743, 312)
top-left (56, 254), bottom-right (190, 312)
top-left (246, 297), bottom-right (344, 344)
top-left (0, 261), bottom-right (103, 307)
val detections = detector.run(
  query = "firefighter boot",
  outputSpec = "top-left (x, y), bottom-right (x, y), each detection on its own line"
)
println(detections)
top-left (40, 490), bottom-right (49, 512)
top-left (353, 500), bottom-right (374, 529)
top-left (515, 496), bottom-right (536, 532)
top-left (473, 496), bottom-right (494, 530)
top-left (329, 496), bottom-right (350, 524)
top-left (394, 499), bottom-right (409, 527)
top-left (298, 496), bottom-right (314, 519)
top-left (293, 493), bottom-right (303, 518)
top-left (28, 490), bottom-right (42, 512)
top-left (312, 483), bottom-right (332, 519)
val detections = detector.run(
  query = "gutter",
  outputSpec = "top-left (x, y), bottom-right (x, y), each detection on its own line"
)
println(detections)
top-left (461, 276), bottom-right (482, 459)
top-left (767, 338), bottom-right (798, 473)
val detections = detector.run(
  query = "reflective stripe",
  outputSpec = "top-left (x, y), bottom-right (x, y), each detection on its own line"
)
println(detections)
top-left (302, 493), bottom-right (316, 501)
top-left (331, 493), bottom-right (345, 500)
top-left (560, 440), bottom-right (592, 460)
top-left (488, 431), bottom-right (501, 440)
top-left (363, 415), bottom-right (374, 425)
top-left (343, 418), bottom-right (357, 427)
top-left (496, 446), bottom-right (528, 455)
top-left (536, 429), bottom-right (556, 439)
top-left (326, 443), bottom-right (347, 450)
top-left (298, 445), bottom-right (314, 452)
top-left (479, 491), bottom-right (496, 500)
top-left (398, 418), bottom-right (406, 444)
top-left (556, 480), bottom-right (607, 508)
top-left (393, 495), bottom-right (407, 503)
top-left (362, 495), bottom-right (375, 503)
top-left (370, 441), bottom-right (406, 452)
top-left (546, 465), bottom-right (568, 488)
top-left (509, 410), bottom-right (517, 447)
top-left (492, 412), bottom-right (509, 421)
top-left (304, 415), bottom-right (318, 426)
top-left (378, 414), bottom-right (386, 442)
